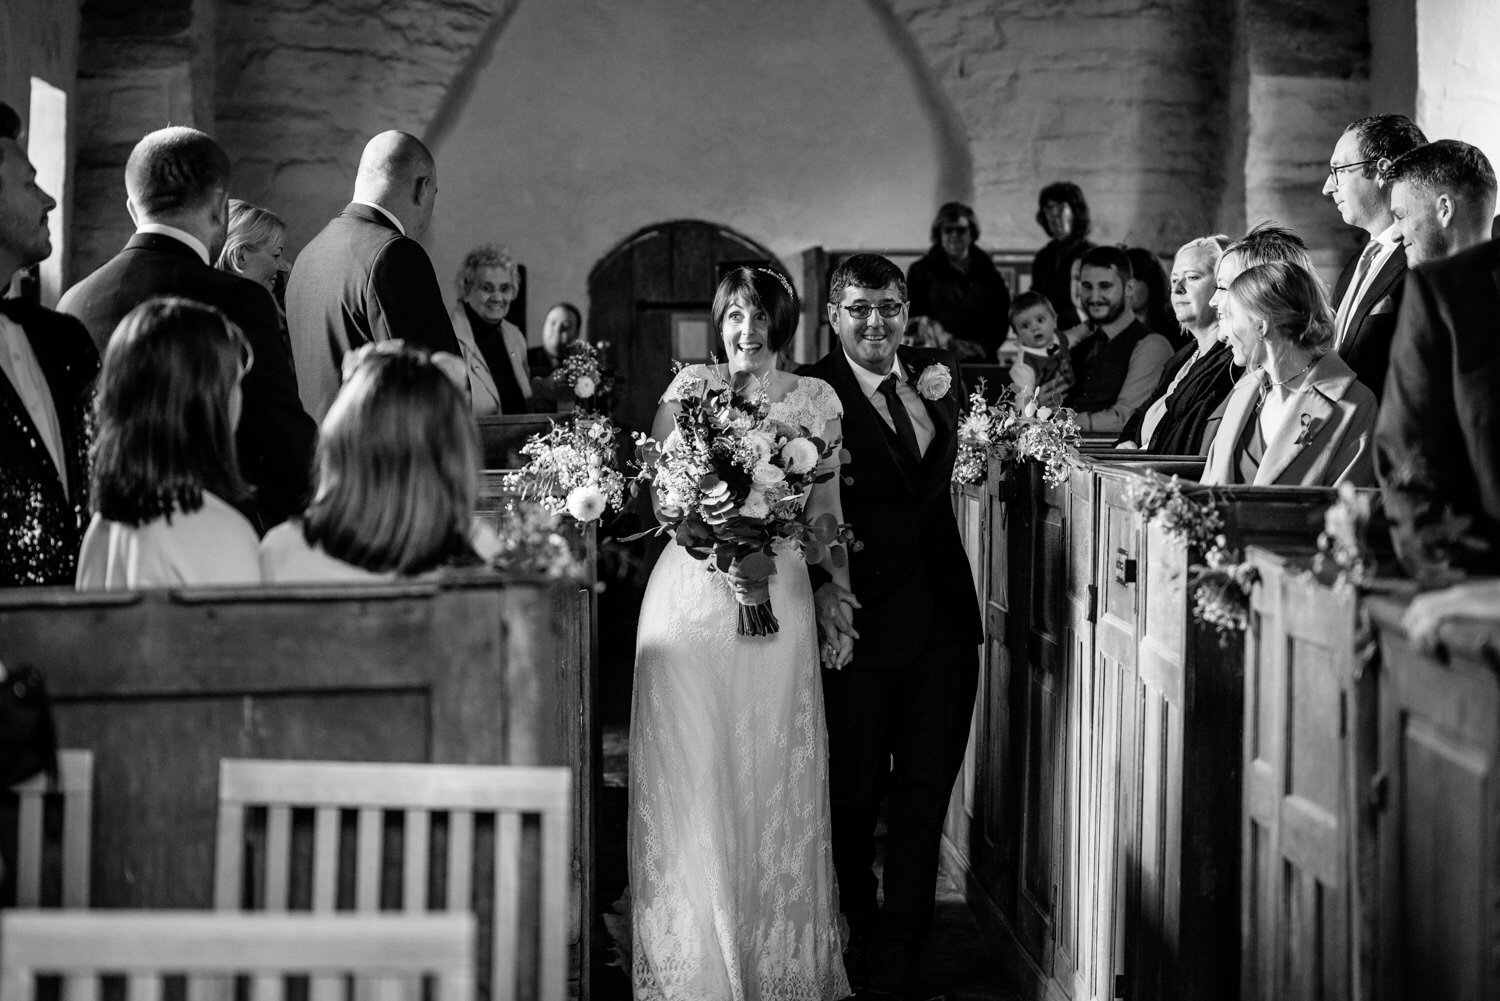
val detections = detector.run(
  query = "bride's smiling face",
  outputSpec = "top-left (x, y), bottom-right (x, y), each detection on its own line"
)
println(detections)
top-left (720, 294), bottom-right (775, 378)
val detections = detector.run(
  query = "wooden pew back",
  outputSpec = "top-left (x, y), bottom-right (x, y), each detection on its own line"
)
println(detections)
top-left (5, 749), bottom-right (92, 908)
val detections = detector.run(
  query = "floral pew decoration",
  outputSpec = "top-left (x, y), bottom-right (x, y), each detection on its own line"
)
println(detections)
top-left (953, 379), bottom-right (1083, 487)
top-left (554, 341), bottom-right (616, 412)
top-left (494, 412), bottom-right (628, 580)
top-left (626, 365), bottom-right (858, 637)
top-left (1124, 471), bottom-right (1258, 640)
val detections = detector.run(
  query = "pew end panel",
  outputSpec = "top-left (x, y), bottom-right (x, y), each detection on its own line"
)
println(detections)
top-left (1365, 593), bottom-right (1500, 1001)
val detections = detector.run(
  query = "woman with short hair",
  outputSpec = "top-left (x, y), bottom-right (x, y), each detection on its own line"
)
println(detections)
top-left (76, 297), bottom-right (261, 588)
top-left (259, 342), bottom-right (485, 581)
top-left (216, 199), bottom-right (286, 293)
top-left (448, 243), bottom-right (532, 416)
top-left (1202, 260), bottom-right (1377, 486)
top-left (905, 201), bottom-right (1011, 361)
top-left (1117, 235), bottom-right (1240, 454)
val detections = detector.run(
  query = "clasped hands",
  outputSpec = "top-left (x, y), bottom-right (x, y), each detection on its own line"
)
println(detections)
top-left (814, 582), bottom-right (861, 670)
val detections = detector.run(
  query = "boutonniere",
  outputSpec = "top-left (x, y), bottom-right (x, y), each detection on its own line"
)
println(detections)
top-left (1293, 413), bottom-right (1322, 445)
top-left (913, 364), bottom-right (952, 401)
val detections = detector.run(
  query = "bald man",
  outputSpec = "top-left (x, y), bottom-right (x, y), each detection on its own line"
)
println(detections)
top-left (285, 130), bottom-right (460, 420)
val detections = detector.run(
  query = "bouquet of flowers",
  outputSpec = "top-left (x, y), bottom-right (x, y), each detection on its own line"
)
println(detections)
top-left (481, 500), bottom-right (586, 581)
top-left (954, 381), bottom-right (1083, 486)
top-left (502, 412), bottom-right (627, 524)
top-left (628, 367), bottom-right (856, 636)
top-left (555, 341), bottom-right (615, 409)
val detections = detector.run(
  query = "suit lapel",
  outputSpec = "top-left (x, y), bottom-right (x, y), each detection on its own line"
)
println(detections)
top-left (1349, 247), bottom-right (1406, 332)
top-left (1210, 373), bottom-right (1260, 484)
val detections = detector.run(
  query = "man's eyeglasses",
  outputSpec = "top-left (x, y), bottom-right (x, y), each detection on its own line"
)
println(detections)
top-left (1328, 159), bottom-right (1377, 184)
top-left (840, 302), bottom-right (906, 320)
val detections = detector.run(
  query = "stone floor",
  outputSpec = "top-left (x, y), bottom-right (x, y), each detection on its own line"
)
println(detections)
top-left (593, 724), bottom-right (1018, 1001)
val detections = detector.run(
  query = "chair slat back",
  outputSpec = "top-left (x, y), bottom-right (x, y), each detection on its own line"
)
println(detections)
top-left (0, 910), bottom-right (475, 1001)
top-left (215, 760), bottom-right (571, 1001)
top-left (9, 750), bottom-right (93, 907)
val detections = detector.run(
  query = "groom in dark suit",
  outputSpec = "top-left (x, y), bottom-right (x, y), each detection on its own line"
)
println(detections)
top-left (807, 253), bottom-right (981, 1001)
top-left (285, 130), bottom-right (460, 421)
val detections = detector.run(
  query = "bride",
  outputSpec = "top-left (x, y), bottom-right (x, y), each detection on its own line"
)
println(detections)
top-left (629, 266), bottom-right (852, 1000)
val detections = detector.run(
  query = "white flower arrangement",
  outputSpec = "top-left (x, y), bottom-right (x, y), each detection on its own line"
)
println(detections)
top-left (501, 412), bottom-right (627, 524)
top-left (953, 380), bottom-right (1083, 487)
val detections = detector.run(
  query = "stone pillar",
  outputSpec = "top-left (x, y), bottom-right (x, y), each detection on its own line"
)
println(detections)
top-left (71, 0), bottom-right (216, 280)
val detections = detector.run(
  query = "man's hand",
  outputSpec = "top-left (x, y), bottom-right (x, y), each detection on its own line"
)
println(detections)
top-left (814, 582), bottom-right (861, 669)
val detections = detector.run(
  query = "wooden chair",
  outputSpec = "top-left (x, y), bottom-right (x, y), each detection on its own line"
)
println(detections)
top-left (8, 749), bottom-right (92, 907)
top-left (214, 759), bottom-right (571, 1001)
top-left (0, 909), bottom-right (474, 1001)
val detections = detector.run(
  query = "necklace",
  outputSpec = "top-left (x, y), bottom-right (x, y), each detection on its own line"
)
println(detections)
top-left (1255, 358), bottom-right (1315, 412)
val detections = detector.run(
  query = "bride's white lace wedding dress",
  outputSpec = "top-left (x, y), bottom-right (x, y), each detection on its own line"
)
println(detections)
top-left (628, 366), bottom-right (850, 1001)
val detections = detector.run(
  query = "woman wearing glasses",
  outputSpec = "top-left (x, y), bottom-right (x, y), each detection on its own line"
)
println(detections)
top-left (76, 297), bottom-right (262, 588)
top-left (905, 201), bottom-right (1011, 362)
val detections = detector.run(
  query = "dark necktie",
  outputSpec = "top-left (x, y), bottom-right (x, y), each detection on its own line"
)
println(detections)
top-left (1336, 241), bottom-right (1380, 347)
top-left (877, 373), bottom-right (922, 458)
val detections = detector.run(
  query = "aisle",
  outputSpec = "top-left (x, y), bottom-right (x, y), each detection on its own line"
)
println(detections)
top-left (593, 724), bottom-right (1018, 1001)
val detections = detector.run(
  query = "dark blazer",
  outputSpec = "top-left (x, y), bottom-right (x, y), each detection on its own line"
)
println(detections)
top-left (805, 345), bottom-right (982, 670)
top-left (906, 245), bottom-right (1012, 360)
top-left (1332, 242), bottom-right (1406, 401)
top-left (57, 232), bottom-right (316, 530)
top-left (285, 203), bottom-right (460, 420)
top-left (0, 300), bottom-right (98, 586)
top-left (1377, 239), bottom-right (1500, 579)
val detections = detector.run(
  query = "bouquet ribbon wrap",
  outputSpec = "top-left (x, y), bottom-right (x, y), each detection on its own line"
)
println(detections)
top-left (727, 560), bottom-right (780, 636)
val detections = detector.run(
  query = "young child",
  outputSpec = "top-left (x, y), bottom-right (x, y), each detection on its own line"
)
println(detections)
top-left (1008, 290), bottom-right (1073, 400)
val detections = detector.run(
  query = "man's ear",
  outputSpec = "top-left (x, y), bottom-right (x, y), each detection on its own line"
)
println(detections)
top-left (125, 197), bottom-right (139, 226)
top-left (826, 302), bottom-right (840, 331)
top-left (414, 175), bottom-right (432, 208)
top-left (1434, 192), bottom-right (1456, 228)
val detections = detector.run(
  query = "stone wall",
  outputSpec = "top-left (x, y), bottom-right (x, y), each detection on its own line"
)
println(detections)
top-left (888, 0), bottom-right (1233, 255)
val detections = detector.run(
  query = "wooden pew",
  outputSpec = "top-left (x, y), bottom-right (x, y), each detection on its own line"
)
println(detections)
top-left (478, 414), bottom-right (565, 469)
top-left (1364, 591), bottom-right (1500, 1001)
top-left (0, 574), bottom-right (595, 998)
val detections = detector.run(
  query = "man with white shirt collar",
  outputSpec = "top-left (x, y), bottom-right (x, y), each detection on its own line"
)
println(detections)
top-left (284, 130), bottom-right (460, 421)
top-left (1321, 113), bottom-right (1427, 400)
top-left (0, 100), bottom-right (99, 585)
top-left (805, 253), bottom-right (979, 1001)
top-left (58, 125), bottom-right (315, 530)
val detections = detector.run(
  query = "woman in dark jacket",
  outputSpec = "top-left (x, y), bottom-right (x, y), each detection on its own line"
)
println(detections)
top-left (906, 202), bottom-right (1011, 361)
top-left (1030, 182), bottom-right (1094, 331)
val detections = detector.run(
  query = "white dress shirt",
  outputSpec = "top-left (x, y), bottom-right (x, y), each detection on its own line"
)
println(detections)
top-left (351, 200), bottom-right (405, 236)
top-left (0, 314), bottom-right (68, 496)
top-left (1334, 223), bottom-right (1400, 348)
top-left (843, 351), bottom-right (935, 456)
top-left (134, 223), bottom-right (211, 265)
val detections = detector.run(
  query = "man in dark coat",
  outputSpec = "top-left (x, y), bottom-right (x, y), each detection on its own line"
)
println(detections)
top-left (1322, 114), bottom-right (1427, 400)
top-left (0, 101), bottom-right (98, 585)
top-left (906, 202), bottom-right (1011, 361)
top-left (1377, 237), bottom-right (1500, 582)
top-left (285, 130), bottom-right (460, 421)
top-left (57, 125), bottom-right (314, 531)
top-left (807, 253), bottom-right (981, 1001)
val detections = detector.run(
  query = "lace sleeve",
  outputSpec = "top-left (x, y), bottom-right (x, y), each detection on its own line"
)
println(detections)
top-left (659, 364), bottom-right (715, 404)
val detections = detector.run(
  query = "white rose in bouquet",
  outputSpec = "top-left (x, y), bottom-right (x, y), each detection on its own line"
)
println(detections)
top-left (573, 374), bottom-right (597, 399)
top-left (780, 437), bottom-right (819, 475)
top-left (751, 462), bottom-right (786, 487)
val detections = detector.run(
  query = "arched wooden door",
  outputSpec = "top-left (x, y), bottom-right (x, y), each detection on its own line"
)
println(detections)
top-left (588, 219), bottom-right (779, 441)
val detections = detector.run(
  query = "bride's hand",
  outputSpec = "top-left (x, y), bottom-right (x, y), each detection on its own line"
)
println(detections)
top-left (821, 630), bottom-right (854, 670)
top-left (814, 583), bottom-right (861, 640)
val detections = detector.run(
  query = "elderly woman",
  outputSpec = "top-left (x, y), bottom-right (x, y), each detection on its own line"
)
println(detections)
top-left (449, 244), bottom-right (531, 416)
top-left (1202, 260), bottom-right (1377, 486)
top-left (905, 201), bottom-right (1011, 361)
top-left (1117, 236), bottom-right (1239, 453)
top-left (1031, 182), bottom-right (1094, 331)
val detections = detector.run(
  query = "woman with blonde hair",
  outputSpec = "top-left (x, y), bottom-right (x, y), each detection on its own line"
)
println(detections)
top-left (259, 342), bottom-right (485, 581)
top-left (76, 297), bottom-right (260, 588)
top-left (448, 243), bottom-right (532, 416)
top-left (1203, 260), bottom-right (1377, 486)
top-left (216, 199), bottom-right (286, 293)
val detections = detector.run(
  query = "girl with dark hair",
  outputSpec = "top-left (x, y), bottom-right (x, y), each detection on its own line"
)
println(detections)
top-left (1031, 181), bottom-right (1095, 330)
top-left (76, 297), bottom-right (260, 588)
top-left (628, 266), bottom-right (851, 999)
top-left (1126, 246), bottom-right (1180, 345)
top-left (905, 201), bottom-right (1011, 361)
top-left (1203, 261), bottom-right (1377, 486)
top-left (259, 342), bottom-right (484, 581)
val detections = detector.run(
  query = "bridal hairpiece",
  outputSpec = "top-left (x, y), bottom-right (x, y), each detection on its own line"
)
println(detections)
top-left (757, 268), bottom-right (795, 301)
